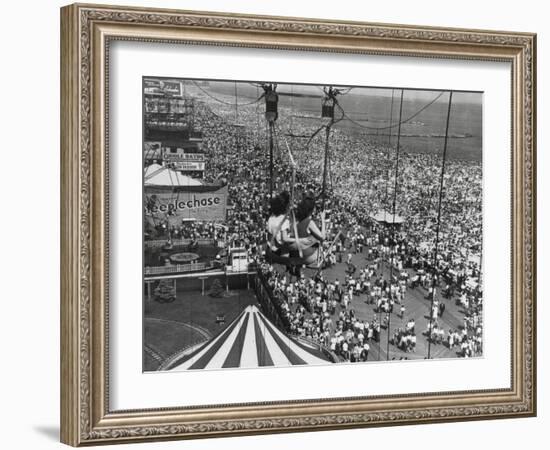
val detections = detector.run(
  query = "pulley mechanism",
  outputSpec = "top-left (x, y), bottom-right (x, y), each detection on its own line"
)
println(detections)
top-left (263, 83), bottom-right (279, 123)
top-left (321, 86), bottom-right (340, 121)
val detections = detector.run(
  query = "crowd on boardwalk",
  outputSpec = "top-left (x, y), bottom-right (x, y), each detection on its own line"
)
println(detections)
top-left (145, 84), bottom-right (484, 361)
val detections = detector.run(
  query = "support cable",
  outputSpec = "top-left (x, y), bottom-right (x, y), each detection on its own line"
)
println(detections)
top-left (386, 89), bottom-right (404, 361)
top-left (378, 89), bottom-right (395, 360)
top-left (338, 91), bottom-right (444, 131)
top-left (191, 80), bottom-right (263, 106)
top-left (427, 91), bottom-right (454, 359)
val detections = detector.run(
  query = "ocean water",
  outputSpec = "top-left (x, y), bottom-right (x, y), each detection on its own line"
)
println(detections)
top-left (332, 93), bottom-right (482, 162)
top-left (198, 80), bottom-right (482, 162)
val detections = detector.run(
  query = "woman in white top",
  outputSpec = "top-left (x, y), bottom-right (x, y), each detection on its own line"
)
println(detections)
top-left (266, 191), bottom-right (318, 264)
top-left (266, 192), bottom-right (291, 255)
top-left (287, 195), bottom-right (326, 266)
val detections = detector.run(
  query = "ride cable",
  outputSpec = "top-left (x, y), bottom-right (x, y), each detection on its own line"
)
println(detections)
top-left (340, 91), bottom-right (445, 131)
top-left (269, 121), bottom-right (275, 197)
top-left (301, 88), bottom-right (345, 206)
top-left (268, 126), bottom-right (303, 260)
top-left (191, 80), bottom-right (263, 107)
top-left (427, 91), bottom-right (453, 360)
top-left (262, 84), bottom-right (289, 253)
top-left (274, 86), bottom-right (345, 271)
top-left (383, 89), bottom-right (395, 224)
top-left (313, 87), bottom-right (345, 268)
top-left (321, 118), bottom-right (332, 211)
top-left (378, 88), bottom-right (395, 361)
top-left (282, 133), bottom-right (303, 260)
top-left (261, 83), bottom-right (279, 199)
top-left (234, 81), bottom-right (239, 123)
top-left (386, 89), bottom-right (404, 361)
top-left (255, 85), bottom-right (262, 146)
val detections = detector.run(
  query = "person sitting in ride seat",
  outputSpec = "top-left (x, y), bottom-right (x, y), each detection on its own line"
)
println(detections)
top-left (265, 191), bottom-right (316, 265)
top-left (288, 195), bottom-right (326, 266)
top-left (266, 192), bottom-right (290, 257)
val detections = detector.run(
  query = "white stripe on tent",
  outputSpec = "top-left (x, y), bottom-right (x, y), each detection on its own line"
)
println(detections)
top-left (240, 307), bottom-right (259, 368)
top-left (171, 305), bottom-right (329, 371)
top-left (203, 309), bottom-right (250, 369)
top-left (171, 312), bottom-right (244, 370)
top-left (255, 314), bottom-right (292, 366)
top-left (260, 311), bottom-right (328, 365)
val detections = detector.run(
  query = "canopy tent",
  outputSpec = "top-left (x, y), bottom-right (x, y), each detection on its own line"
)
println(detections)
top-left (144, 163), bottom-right (203, 187)
top-left (370, 210), bottom-right (405, 225)
top-left (169, 305), bottom-right (331, 370)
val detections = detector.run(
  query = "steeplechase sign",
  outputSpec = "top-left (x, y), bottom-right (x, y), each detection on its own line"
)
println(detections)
top-left (145, 185), bottom-right (228, 222)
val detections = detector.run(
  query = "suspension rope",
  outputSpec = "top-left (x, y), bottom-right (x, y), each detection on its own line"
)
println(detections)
top-left (427, 91), bottom-right (453, 359)
top-left (268, 126), bottom-right (303, 259)
top-left (290, 84), bottom-right (295, 135)
top-left (274, 124), bottom-right (282, 166)
top-left (234, 81), bottom-right (238, 123)
top-left (269, 121), bottom-right (274, 198)
top-left (338, 91), bottom-right (445, 131)
top-left (303, 99), bottom-right (346, 152)
top-left (383, 89), bottom-right (395, 223)
top-left (256, 85), bottom-right (261, 145)
top-left (386, 89), bottom-right (404, 361)
top-left (191, 80), bottom-right (263, 106)
top-left (264, 120), bottom-right (270, 197)
top-left (321, 121), bottom-right (332, 210)
top-left (378, 88), bottom-right (395, 361)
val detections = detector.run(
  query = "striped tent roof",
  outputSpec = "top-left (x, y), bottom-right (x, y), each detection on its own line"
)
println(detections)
top-left (169, 305), bottom-right (331, 371)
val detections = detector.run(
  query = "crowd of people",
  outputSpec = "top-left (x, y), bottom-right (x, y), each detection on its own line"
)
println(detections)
top-left (144, 83), bottom-right (484, 361)
top-left (259, 262), bottom-right (378, 362)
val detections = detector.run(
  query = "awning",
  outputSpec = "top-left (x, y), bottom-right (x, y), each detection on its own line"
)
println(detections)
top-left (144, 164), bottom-right (203, 186)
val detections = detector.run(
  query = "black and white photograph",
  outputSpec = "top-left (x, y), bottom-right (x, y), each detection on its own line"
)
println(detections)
top-left (142, 77), bottom-right (483, 372)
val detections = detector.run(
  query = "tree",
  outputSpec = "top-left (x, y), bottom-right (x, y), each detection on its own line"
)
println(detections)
top-left (154, 280), bottom-right (176, 303)
top-left (208, 279), bottom-right (224, 298)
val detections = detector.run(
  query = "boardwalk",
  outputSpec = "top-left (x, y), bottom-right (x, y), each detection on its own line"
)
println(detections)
top-left (300, 249), bottom-right (467, 362)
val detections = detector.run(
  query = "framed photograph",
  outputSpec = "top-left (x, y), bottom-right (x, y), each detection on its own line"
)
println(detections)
top-left (60, 3), bottom-right (536, 446)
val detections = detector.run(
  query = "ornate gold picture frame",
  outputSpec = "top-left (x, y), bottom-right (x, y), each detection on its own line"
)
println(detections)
top-left (60, 3), bottom-right (536, 446)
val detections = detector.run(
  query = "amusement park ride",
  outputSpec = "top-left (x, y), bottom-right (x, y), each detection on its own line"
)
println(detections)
top-left (144, 78), bottom-right (350, 278)
top-left (144, 79), bottom-right (457, 327)
top-left (141, 78), bottom-right (476, 369)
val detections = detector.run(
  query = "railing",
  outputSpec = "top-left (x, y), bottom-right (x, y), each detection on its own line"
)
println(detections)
top-left (144, 262), bottom-right (210, 275)
top-left (254, 271), bottom-right (339, 363)
top-left (292, 335), bottom-right (340, 363)
top-left (226, 262), bottom-right (258, 274)
top-left (144, 238), bottom-right (216, 248)
top-left (253, 270), bottom-right (291, 332)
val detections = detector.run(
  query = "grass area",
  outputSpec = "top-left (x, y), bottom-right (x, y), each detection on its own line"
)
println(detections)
top-left (145, 288), bottom-right (258, 335)
top-left (143, 287), bottom-right (258, 371)
top-left (144, 319), bottom-right (207, 358)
